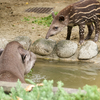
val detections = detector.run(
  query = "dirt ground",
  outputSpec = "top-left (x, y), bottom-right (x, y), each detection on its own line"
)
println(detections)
top-left (0, 0), bottom-right (100, 49)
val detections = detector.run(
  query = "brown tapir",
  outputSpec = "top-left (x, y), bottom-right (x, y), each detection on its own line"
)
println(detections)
top-left (0, 41), bottom-right (36, 83)
top-left (45, 0), bottom-right (100, 44)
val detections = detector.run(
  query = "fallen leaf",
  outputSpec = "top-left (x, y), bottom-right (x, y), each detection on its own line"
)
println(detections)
top-left (25, 83), bottom-right (44, 92)
top-left (98, 88), bottom-right (100, 92)
top-left (25, 85), bottom-right (35, 91)
top-left (37, 83), bottom-right (44, 86)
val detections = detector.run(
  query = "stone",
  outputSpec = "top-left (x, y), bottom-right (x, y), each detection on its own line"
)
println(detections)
top-left (14, 36), bottom-right (32, 50)
top-left (55, 40), bottom-right (78, 58)
top-left (78, 41), bottom-right (98, 60)
top-left (30, 38), bottom-right (56, 56)
top-left (0, 38), bottom-right (8, 49)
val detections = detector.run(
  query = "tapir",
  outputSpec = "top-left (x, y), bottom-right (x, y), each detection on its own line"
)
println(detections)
top-left (45, 0), bottom-right (100, 44)
top-left (0, 41), bottom-right (36, 83)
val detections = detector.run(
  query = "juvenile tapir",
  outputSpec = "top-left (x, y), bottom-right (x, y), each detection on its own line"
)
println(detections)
top-left (45, 0), bottom-right (100, 44)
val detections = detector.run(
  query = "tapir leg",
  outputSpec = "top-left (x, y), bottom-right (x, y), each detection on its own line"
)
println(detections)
top-left (85, 24), bottom-right (94, 40)
top-left (66, 26), bottom-right (72, 40)
top-left (79, 25), bottom-right (85, 44)
top-left (94, 20), bottom-right (100, 42)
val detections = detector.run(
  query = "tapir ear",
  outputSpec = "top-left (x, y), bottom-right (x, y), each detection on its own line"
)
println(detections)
top-left (59, 15), bottom-right (65, 22)
top-left (18, 47), bottom-right (27, 63)
top-left (51, 11), bottom-right (55, 18)
top-left (21, 54), bottom-right (27, 63)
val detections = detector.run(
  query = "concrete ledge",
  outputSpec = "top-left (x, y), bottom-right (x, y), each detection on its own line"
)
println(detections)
top-left (0, 81), bottom-right (30, 93)
top-left (0, 81), bottom-right (85, 94)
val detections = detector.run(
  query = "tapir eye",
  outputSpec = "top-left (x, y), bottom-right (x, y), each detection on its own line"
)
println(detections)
top-left (53, 27), bottom-right (58, 30)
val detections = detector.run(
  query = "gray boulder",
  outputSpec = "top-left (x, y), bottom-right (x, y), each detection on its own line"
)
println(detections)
top-left (14, 36), bottom-right (31, 50)
top-left (30, 38), bottom-right (56, 56)
top-left (55, 40), bottom-right (78, 58)
top-left (0, 38), bottom-right (8, 49)
top-left (78, 41), bottom-right (98, 60)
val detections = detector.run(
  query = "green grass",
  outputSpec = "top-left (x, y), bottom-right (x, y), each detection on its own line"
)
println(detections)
top-left (0, 79), bottom-right (100, 100)
top-left (32, 12), bottom-right (58, 27)
top-left (22, 12), bottom-right (58, 28)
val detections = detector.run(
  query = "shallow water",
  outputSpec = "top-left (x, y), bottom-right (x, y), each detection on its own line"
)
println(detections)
top-left (25, 59), bottom-right (100, 89)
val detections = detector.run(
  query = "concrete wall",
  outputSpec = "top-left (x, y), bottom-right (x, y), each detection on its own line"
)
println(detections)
top-left (0, 81), bottom-right (85, 94)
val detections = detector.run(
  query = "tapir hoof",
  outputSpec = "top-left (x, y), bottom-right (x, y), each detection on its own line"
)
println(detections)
top-left (94, 37), bottom-right (98, 42)
top-left (79, 40), bottom-right (84, 45)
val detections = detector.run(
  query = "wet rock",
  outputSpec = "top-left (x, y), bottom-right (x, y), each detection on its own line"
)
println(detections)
top-left (14, 36), bottom-right (31, 50)
top-left (0, 38), bottom-right (8, 49)
top-left (55, 40), bottom-right (78, 58)
top-left (78, 41), bottom-right (98, 60)
top-left (31, 38), bottom-right (56, 56)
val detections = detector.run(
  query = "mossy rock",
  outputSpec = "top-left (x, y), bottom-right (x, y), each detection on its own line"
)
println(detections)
top-left (55, 40), bottom-right (78, 58)
top-left (30, 38), bottom-right (56, 56)
top-left (14, 36), bottom-right (32, 50)
top-left (0, 38), bottom-right (8, 49)
top-left (78, 41), bottom-right (98, 60)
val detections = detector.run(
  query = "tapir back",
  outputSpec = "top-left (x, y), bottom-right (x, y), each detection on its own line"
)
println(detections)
top-left (69, 0), bottom-right (100, 25)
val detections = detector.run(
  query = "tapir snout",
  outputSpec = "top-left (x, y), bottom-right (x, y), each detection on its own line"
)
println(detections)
top-left (45, 12), bottom-right (68, 39)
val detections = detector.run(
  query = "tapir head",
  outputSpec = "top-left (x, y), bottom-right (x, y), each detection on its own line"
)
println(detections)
top-left (45, 12), bottom-right (69, 39)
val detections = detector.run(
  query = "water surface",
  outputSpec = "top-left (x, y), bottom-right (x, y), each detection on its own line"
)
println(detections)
top-left (25, 59), bottom-right (100, 89)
